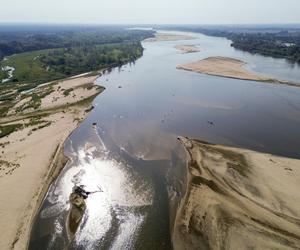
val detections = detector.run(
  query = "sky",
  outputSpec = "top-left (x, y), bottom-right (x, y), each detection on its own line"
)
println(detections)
top-left (1, 0), bottom-right (300, 25)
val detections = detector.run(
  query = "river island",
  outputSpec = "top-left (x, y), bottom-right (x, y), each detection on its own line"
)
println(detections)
top-left (175, 45), bottom-right (200, 53)
top-left (177, 56), bottom-right (300, 87)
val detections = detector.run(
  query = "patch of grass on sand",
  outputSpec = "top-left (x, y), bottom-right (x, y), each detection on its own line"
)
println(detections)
top-left (17, 87), bottom-right (54, 112)
top-left (0, 124), bottom-right (23, 138)
top-left (0, 93), bottom-right (15, 102)
top-left (0, 69), bottom-right (8, 82)
top-left (63, 88), bottom-right (74, 96)
top-left (31, 121), bottom-right (52, 131)
top-left (26, 116), bottom-right (45, 127)
top-left (0, 106), bottom-right (9, 116)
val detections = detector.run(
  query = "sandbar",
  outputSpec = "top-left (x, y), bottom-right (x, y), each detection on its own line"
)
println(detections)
top-left (177, 56), bottom-right (300, 87)
top-left (173, 137), bottom-right (300, 249)
top-left (175, 45), bottom-right (200, 53)
top-left (144, 33), bottom-right (194, 42)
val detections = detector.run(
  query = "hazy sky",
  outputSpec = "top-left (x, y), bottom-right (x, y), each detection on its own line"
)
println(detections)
top-left (1, 0), bottom-right (300, 25)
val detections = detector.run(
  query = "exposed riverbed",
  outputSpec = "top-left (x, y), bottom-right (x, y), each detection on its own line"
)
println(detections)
top-left (29, 31), bottom-right (300, 249)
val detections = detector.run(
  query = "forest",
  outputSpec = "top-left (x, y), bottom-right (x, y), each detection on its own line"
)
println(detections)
top-left (0, 25), bottom-right (154, 83)
top-left (229, 32), bottom-right (300, 63)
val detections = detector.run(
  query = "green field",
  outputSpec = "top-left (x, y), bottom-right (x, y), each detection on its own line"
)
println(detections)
top-left (0, 69), bottom-right (8, 82)
top-left (1, 49), bottom-right (65, 84)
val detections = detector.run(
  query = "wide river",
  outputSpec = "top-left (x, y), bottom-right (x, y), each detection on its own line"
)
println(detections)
top-left (29, 31), bottom-right (300, 249)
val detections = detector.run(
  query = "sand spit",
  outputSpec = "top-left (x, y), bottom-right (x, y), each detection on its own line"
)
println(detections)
top-left (144, 33), bottom-right (194, 42)
top-left (175, 45), bottom-right (200, 53)
top-left (173, 137), bottom-right (300, 250)
top-left (0, 75), bottom-right (103, 250)
top-left (177, 56), bottom-right (300, 87)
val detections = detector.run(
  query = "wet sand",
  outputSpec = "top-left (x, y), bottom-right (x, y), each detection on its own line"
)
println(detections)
top-left (177, 56), bottom-right (300, 87)
top-left (175, 45), bottom-right (200, 53)
top-left (173, 138), bottom-right (300, 250)
top-left (0, 75), bottom-right (103, 250)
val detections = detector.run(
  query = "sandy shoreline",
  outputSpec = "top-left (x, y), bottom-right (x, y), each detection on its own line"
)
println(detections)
top-left (177, 56), bottom-right (300, 87)
top-left (173, 138), bottom-right (300, 249)
top-left (175, 45), bottom-right (200, 53)
top-left (0, 75), bottom-right (103, 250)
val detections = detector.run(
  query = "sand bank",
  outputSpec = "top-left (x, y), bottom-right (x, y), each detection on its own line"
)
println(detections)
top-left (175, 45), bottom-right (200, 53)
top-left (177, 56), bottom-right (300, 87)
top-left (173, 138), bottom-right (300, 249)
top-left (144, 33), bottom-right (194, 42)
top-left (0, 75), bottom-right (103, 250)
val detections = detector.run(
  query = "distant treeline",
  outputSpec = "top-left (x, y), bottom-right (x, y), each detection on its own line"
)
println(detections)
top-left (230, 32), bottom-right (300, 63)
top-left (0, 25), bottom-right (153, 59)
top-left (162, 25), bottom-right (300, 63)
top-left (0, 25), bottom-right (154, 83)
top-left (39, 42), bottom-right (144, 76)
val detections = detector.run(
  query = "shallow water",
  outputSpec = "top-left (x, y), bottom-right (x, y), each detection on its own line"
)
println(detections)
top-left (1, 65), bottom-right (15, 83)
top-left (29, 31), bottom-right (300, 249)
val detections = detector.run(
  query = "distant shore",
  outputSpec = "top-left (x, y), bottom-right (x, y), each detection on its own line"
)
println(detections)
top-left (144, 32), bottom-right (194, 42)
top-left (0, 74), bottom-right (104, 250)
top-left (177, 56), bottom-right (300, 87)
top-left (173, 137), bottom-right (300, 249)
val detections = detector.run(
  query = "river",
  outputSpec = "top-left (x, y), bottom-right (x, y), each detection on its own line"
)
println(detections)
top-left (29, 31), bottom-right (300, 249)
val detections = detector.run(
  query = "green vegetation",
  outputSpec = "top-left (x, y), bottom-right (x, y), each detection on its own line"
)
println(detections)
top-left (230, 33), bottom-right (300, 63)
top-left (0, 25), bottom-right (153, 60)
top-left (0, 123), bottom-right (23, 138)
top-left (0, 69), bottom-right (8, 82)
top-left (2, 42), bottom-right (144, 84)
top-left (26, 116), bottom-right (43, 126)
top-left (39, 42), bottom-right (144, 77)
top-left (0, 106), bottom-right (9, 116)
top-left (63, 88), bottom-right (74, 96)
top-left (2, 49), bottom-right (65, 84)
top-left (31, 121), bottom-right (52, 132)
top-left (0, 116), bottom-right (52, 139)
top-left (164, 25), bottom-right (300, 63)
top-left (0, 25), bottom-right (153, 84)
top-left (16, 86), bottom-right (54, 112)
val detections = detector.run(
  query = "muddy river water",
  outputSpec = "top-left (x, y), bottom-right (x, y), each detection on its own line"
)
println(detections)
top-left (29, 31), bottom-right (300, 249)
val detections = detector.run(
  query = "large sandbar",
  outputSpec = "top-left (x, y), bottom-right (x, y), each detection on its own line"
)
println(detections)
top-left (177, 56), bottom-right (299, 87)
top-left (174, 137), bottom-right (300, 249)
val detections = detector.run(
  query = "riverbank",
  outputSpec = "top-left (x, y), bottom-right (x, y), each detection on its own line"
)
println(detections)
top-left (0, 74), bottom-right (103, 250)
top-left (177, 56), bottom-right (300, 87)
top-left (173, 137), bottom-right (300, 249)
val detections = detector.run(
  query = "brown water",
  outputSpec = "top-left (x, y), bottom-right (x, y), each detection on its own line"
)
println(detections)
top-left (29, 31), bottom-right (300, 250)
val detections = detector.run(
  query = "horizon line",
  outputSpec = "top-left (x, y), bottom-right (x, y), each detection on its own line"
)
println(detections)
top-left (1, 22), bottom-right (300, 27)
